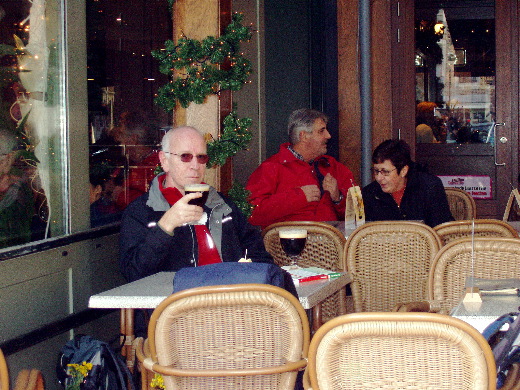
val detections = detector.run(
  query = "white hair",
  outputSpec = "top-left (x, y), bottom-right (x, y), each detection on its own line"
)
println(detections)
top-left (161, 126), bottom-right (204, 152)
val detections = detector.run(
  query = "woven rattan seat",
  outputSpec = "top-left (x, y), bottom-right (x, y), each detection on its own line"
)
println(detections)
top-left (0, 349), bottom-right (7, 390)
top-left (434, 219), bottom-right (519, 245)
top-left (136, 283), bottom-right (310, 390)
top-left (344, 221), bottom-right (441, 312)
top-left (429, 237), bottom-right (520, 314)
top-left (445, 187), bottom-right (477, 220)
top-left (304, 312), bottom-right (497, 390)
top-left (0, 348), bottom-right (45, 390)
top-left (262, 221), bottom-right (347, 324)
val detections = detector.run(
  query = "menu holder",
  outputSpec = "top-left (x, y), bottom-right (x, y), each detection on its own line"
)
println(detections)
top-left (345, 186), bottom-right (365, 230)
top-left (463, 278), bottom-right (482, 312)
top-left (281, 265), bottom-right (342, 284)
top-left (503, 189), bottom-right (520, 221)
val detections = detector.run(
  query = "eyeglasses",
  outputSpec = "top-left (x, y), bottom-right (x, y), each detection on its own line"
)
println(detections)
top-left (370, 168), bottom-right (397, 176)
top-left (165, 152), bottom-right (209, 164)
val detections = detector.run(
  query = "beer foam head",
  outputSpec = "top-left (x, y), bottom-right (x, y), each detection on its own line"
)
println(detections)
top-left (279, 229), bottom-right (307, 239)
top-left (184, 183), bottom-right (210, 192)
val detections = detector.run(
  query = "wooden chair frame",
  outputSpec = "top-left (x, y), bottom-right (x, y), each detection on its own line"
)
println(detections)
top-left (445, 187), bottom-right (477, 220)
top-left (434, 219), bottom-right (518, 245)
top-left (344, 221), bottom-right (441, 313)
top-left (262, 221), bottom-right (347, 325)
top-left (305, 312), bottom-right (497, 390)
top-left (139, 284), bottom-right (310, 390)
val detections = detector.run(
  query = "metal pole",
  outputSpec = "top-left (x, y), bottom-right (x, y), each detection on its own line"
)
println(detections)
top-left (359, 0), bottom-right (372, 186)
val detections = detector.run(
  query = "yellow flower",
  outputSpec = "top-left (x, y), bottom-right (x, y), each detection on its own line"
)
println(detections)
top-left (150, 373), bottom-right (165, 389)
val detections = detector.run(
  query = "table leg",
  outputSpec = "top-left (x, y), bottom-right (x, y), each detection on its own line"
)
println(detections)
top-left (312, 303), bottom-right (322, 334)
top-left (120, 308), bottom-right (136, 372)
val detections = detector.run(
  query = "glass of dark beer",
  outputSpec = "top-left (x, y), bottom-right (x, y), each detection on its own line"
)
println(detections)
top-left (279, 229), bottom-right (307, 266)
top-left (185, 184), bottom-right (210, 207)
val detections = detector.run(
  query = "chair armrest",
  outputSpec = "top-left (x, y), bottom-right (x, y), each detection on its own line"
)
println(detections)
top-left (393, 301), bottom-right (440, 312)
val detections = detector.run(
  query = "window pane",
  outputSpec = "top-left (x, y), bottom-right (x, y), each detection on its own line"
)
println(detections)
top-left (415, 4), bottom-right (495, 145)
top-left (0, 0), bottom-right (67, 248)
top-left (87, 0), bottom-right (172, 228)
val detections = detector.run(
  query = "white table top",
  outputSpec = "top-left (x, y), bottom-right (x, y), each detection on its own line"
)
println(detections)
top-left (89, 271), bottom-right (352, 311)
top-left (451, 294), bottom-right (520, 333)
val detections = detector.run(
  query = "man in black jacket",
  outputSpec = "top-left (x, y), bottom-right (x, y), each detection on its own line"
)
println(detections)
top-left (362, 139), bottom-right (454, 228)
top-left (119, 126), bottom-right (273, 282)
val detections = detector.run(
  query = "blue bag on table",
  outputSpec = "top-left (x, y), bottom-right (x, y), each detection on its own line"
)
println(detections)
top-left (173, 262), bottom-right (298, 298)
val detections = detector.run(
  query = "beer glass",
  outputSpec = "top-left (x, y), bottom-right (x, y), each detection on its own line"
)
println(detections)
top-left (184, 183), bottom-right (210, 207)
top-left (279, 229), bottom-right (307, 266)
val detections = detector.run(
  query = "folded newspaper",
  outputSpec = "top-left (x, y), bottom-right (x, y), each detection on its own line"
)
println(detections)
top-left (281, 265), bottom-right (342, 284)
top-left (465, 277), bottom-right (520, 296)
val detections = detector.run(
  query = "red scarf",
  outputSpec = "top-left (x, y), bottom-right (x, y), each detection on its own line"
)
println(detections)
top-left (392, 186), bottom-right (406, 207)
top-left (159, 178), bottom-right (222, 266)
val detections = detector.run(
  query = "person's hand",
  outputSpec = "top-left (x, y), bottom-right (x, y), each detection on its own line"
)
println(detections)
top-left (300, 184), bottom-right (321, 202)
top-left (322, 173), bottom-right (340, 202)
top-left (157, 192), bottom-right (204, 232)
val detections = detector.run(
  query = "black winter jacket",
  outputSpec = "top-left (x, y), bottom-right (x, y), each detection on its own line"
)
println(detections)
top-left (119, 175), bottom-right (273, 282)
top-left (361, 170), bottom-right (454, 228)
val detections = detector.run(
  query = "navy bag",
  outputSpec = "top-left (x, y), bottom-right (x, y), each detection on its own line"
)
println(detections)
top-left (173, 262), bottom-right (298, 297)
top-left (482, 312), bottom-right (520, 388)
top-left (57, 335), bottom-right (134, 390)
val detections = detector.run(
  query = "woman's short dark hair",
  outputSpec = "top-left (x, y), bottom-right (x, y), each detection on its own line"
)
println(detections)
top-left (372, 139), bottom-right (412, 173)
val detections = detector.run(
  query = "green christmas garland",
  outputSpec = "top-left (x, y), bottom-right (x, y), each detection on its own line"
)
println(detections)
top-left (207, 106), bottom-right (252, 168)
top-left (152, 12), bottom-right (253, 111)
top-left (152, 12), bottom-right (255, 216)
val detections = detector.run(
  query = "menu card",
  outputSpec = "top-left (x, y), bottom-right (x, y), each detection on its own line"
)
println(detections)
top-left (345, 185), bottom-right (365, 229)
top-left (281, 265), bottom-right (342, 284)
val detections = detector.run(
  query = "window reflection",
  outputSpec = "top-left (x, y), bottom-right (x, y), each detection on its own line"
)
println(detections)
top-left (87, 0), bottom-right (171, 227)
top-left (415, 7), bottom-right (495, 145)
top-left (0, 0), bottom-right (65, 248)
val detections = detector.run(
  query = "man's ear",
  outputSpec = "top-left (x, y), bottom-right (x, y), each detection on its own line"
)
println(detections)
top-left (298, 130), bottom-right (308, 143)
top-left (158, 151), bottom-right (169, 173)
top-left (401, 165), bottom-right (409, 177)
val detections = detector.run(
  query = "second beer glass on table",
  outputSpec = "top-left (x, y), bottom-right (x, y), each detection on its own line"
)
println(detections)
top-left (279, 229), bottom-right (307, 266)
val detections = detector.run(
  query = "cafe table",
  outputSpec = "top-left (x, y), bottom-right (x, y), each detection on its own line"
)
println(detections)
top-left (89, 270), bottom-right (352, 369)
top-left (451, 293), bottom-right (520, 333)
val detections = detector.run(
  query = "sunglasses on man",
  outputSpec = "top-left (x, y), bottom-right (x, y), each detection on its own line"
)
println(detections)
top-left (165, 152), bottom-right (209, 164)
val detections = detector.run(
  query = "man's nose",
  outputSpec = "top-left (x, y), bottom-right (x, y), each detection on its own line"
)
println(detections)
top-left (325, 130), bottom-right (331, 139)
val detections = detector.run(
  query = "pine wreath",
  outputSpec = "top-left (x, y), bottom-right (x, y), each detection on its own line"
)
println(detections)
top-left (152, 12), bottom-right (253, 111)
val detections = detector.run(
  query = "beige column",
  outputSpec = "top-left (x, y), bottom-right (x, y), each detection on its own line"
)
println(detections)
top-left (172, 0), bottom-right (232, 191)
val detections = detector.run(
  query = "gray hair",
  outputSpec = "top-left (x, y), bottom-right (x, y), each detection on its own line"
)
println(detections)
top-left (287, 108), bottom-right (328, 144)
top-left (161, 126), bottom-right (204, 152)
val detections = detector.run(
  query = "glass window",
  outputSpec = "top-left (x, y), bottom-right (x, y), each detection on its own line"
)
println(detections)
top-left (87, 0), bottom-right (172, 228)
top-left (0, 0), bottom-right (67, 248)
top-left (415, 5), bottom-right (495, 145)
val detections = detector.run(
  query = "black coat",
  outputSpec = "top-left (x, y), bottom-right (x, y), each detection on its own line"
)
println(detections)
top-left (361, 170), bottom-right (454, 228)
top-left (119, 188), bottom-right (273, 282)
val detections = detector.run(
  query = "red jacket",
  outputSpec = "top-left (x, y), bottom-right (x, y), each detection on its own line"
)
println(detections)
top-left (246, 143), bottom-right (355, 229)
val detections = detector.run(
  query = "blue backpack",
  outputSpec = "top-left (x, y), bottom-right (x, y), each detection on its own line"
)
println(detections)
top-left (482, 312), bottom-right (520, 388)
top-left (57, 335), bottom-right (134, 390)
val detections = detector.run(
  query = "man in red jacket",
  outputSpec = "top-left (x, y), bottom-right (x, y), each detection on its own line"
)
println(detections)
top-left (246, 108), bottom-right (355, 230)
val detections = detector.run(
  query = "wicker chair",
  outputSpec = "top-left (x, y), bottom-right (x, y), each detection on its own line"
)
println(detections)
top-left (0, 349), bottom-right (7, 390)
top-left (0, 349), bottom-right (45, 390)
top-left (434, 219), bottom-right (519, 245)
top-left (415, 237), bottom-right (520, 315)
top-left (304, 312), bottom-right (497, 390)
top-left (262, 221), bottom-right (347, 325)
top-left (344, 221), bottom-right (441, 312)
top-left (445, 187), bottom-right (477, 220)
top-left (136, 284), bottom-right (310, 390)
